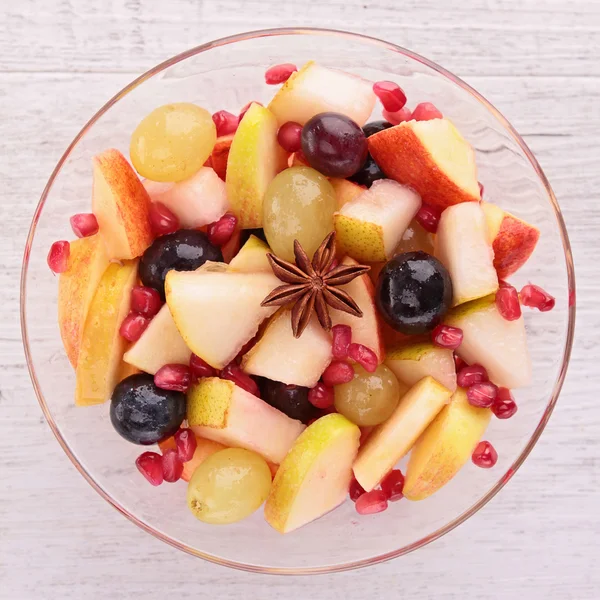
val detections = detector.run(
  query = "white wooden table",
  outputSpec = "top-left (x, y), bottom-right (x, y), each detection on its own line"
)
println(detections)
top-left (1, 1), bottom-right (599, 598)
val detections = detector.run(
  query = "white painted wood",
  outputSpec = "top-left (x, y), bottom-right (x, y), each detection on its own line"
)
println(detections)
top-left (1, 0), bottom-right (599, 598)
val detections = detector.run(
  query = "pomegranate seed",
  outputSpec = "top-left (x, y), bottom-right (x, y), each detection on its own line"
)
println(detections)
top-left (154, 364), bottom-right (192, 393)
top-left (411, 102), bottom-right (443, 121)
top-left (175, 428), bottom-right (197, 462)
top-left (472, 441), bottom-right (498, 468)
top-left (239, 101), bottom-right (263, 123)
top-left (265, 63), bottom-right (297, 85)
top-left (332, 324), bottom-right (352, 359)
top-left (466, 381), bottom-right (498, 408)
top-left (478, 182), bottom-right (484, 198)
top-left (119, 313), bottom-right (150, 342)
top-left (321, 361), bottom-right (354, 387)
top-left (432, 324), bottom-right (463, 349)
top-left (380, 470), bottom-right (405, 501)
top-left (70, 213), bottom-right (99, 238)
top-left (162, 448), bottom-right (184, 482)
top-left (348, 343), bottom-right (378, 373)
top-left (308, 382), bottom-right (334, 409)
top-left (457, 364), bottom-right (488, 387)
top-left (373, 81), bottom-right (407, 112)
top-left (47, 240), bottom-right (70, 274)
top-left (130, 285), bottom-right (162, 318)
top-left (454, 354), bottom-right (468, 371)
top-left (415, 203), bottom-right (441, 233)
top-left (492, 388), bottom-right (518, 419)
top-left (207, 212), bottom-right (237, 247)
top-left (349, 478), bottom-right (366, 502)
top-left (149, 202), bottom-right (179, 235)
top-left (496, 283), bottom-right (522, 321)
top-left (189, 353), bottom-right (217, 378)
top-left (221, 363), bottom-right (260, 397)
top-left (277, 121), bottom-right (302, 153)
top-left (382, 107), bottom-right (412, 125)
top-left (355, 490), bottom-right (389, 515)
top-left (520, 284), bottom-right (555, 312)
top-left (212, 110), bottom-right (239, 137)
top-left (136, 452), bottom-right (164, 486)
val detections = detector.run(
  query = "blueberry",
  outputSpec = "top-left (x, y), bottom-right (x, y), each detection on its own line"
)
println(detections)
top-left (139, 230), bottom-right (223, 299)
top-left (376, 251), bottom-right (453, 334)
top-left (258, 378), bottom-right (318, 423)
top-left (110, 374), bottom-right (186, 445)
top-left (348, 121), bottom-right (392, 188)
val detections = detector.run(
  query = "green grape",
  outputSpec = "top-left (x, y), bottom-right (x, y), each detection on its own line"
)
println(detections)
top-left (334, 364), bottom-right (401, 426)
top-left (130, 102), bottom-right (216, 182)
top-left (186, 448), bottom-right (271, 524)
top-left (263, 166), bottom-right (337, 262)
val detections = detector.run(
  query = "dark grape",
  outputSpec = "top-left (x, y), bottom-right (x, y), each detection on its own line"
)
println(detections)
top-left (348, 121), bottom-right (393, 188)
top-left (362, 120), bottom-right (393, 138)
top-left (258, 378), bottom-right (318, 423)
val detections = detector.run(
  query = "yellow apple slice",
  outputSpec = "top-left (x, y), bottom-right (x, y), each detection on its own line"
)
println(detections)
top-left (227, 234), bottom-right (272, 273)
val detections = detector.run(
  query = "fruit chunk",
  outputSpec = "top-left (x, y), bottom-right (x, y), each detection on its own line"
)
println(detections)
top-left (227, 234), bottom-right (272, 273)
top-left (165, 270), bottom-right (280, 369)
top-left (159, 435), bottom-right (226, 482)
top-left (187, 377), bottom-right (305, 464)
top-left (242, 309), bottom-right (332, 388)
top-left (268, 61), bottom-right (376, 127)
top-left (445, 295), bottom-right (531, 388)
top-left (403, 387), bottom-right (492, 500)
top-left (353, 376), bottom-right (452, 491)
top-left (435, 202), bottom-right (498, 305)
top-left (75, 261), bottom-right (138, 406)
top-left (367, 119), bottom-right (480, 211)
top-left (226, 103), bottom-right (288, 228)
top-left (92, 149), bottom-right (154, 260)
top-left (264, 413), bottom-right (360, 533)
top-left (330, 178), bottom-right (365, 209)
top-left (334, 180), bottom-right (421, 263)
top-left (386, 342), bottom-right (457, 393)
top-left (58, 235), bottom-right (110, 368)
top-left (208, 133), bottom-right (234, 180)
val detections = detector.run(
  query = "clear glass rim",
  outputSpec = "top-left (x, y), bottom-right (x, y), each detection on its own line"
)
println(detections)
top-left (20, 26), bottom-right (576, 575)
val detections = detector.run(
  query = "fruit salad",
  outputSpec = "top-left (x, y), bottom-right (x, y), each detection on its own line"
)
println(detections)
top-left (50, 60), bottom-right (555, 533)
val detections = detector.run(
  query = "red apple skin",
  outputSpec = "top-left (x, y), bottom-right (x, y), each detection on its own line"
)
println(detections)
top-left (492, 213), bottom-right (540, 279)
top-left (209, 134), bottom-right (234, 180)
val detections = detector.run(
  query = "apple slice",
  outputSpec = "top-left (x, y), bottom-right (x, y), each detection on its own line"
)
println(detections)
top-left (330, 178), bottom-right (365, 209)
top-left (403, 387), bottom-right (492, 500)
top-left (75, 261), bottom-right (138, 406)
top-left (227, 234), bottom-right (272, 273)
top-left (334, 180), bottom-right (421, 263)
top-left (386, 342), bottom-right (457, 392)
top-left (226, 103), bottom-right (288, 228)
top-left (367, 119), bottom-right (480, 211)
top-left (353, 376), bottom-right (452, 491)
top-left (444, 295), bottom-right (531, 388)
top-left (481, 201), bottom-right (540, 279)
top-left (208, 133), bottom-right (234, 180)
top-left (165, 269), bottom-right (280, 369)
top-left (242, 309), bottom-right (332, 388)
top-left (159, 434), bottom-right (226, 482)
top-left (92, 149), bottom-right (153, 260)
top-left (268, 61), bottom-right (376, 127)
top-left (58, 235), bottom-right (109, 368)
top-left (264, 413), bottom-right (360, 533)
top-left (142, 167), bottom-right (228, 228)
top-left (435, 202), bottom-right (498, 305)
top-left (187, 377), bottom-right (305, 464)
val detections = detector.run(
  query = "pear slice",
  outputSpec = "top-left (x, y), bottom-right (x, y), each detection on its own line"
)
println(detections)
top-left (353, 376), bottom-right (452, 491)
top-left (264, 413), bottom-right (360, 533)
top-left (227, 234), bottom-right (272, 273)
top-left (404, 388), bottom-right (492, 500)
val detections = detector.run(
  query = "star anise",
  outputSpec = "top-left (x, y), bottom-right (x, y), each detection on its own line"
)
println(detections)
top-left (261, 232), bottom-right (370, 338)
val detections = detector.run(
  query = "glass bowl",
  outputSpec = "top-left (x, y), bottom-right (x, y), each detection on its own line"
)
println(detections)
top-left (21, 28), bottom-right (576, 574)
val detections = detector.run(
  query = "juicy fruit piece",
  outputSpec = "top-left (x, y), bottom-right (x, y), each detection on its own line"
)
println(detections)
top-left (445, 295), bottom-right (532, 388)
top-left (431, 324), bottom-right (463, 350)
top-left (348, 343), bottom-right (378, 373)
top-left (376, 251), bottom-right (453, 334)
top-left (263, 166), bottom-right (336, 262)
top-left (348, 155), bottom-right (386, 189)
top-left (332, 324), bottom-right (352, 359)
top-left (159, 434), bottom-right (226, 482)
top-left (241, 309), bottom-right (332, 388)
top-left (119, 313), bottom-right (149, 342)
top-left (301, 112), bottom-right (368, 178)
top-left (136, 452), bottom-right (164, 486)
top-left (162, 448), bottom-right (184, 482)
top-left (372, 82), bottom-right (407, 112)
top-left (307, 383), bottom-right (334, 409)
top-left (415, 203), bottom-right (441, 234)
top-left (380, 469), bottom-right (405, 501)
top-left (207, 134), bottom-right (234, 180)
top-left (139, 230), bottom-right (223, 299)
top-left (92, 149), bottom-right (153, 260)
top-left (267, 61), bottom-right (376, 127)
top-left (411, 102), bottom-right (443, 121)
top-left (386, 342), bottom-right (457, 393)
top-left (70, 213), bottom-right (99, 238)
top-left (403, 387), bottom-right (492, 500)
top-left (457, 364), bottom-right (488, 388)
top-left (130, 286), bottom-right (162, 318)
top-left (187, 378), bottom-right (305, 464)
top-left (228, 234), bottom-right (272, 273)
top-left (496, 283), bottom-right (522, 321)
top-left (334, 180), bottom-right (421, 263)
top-left (58, 235), bottom-right (110, 367)
top-left (492, 388), bottom-right (518, 419)
top-left (130, 102), bottom-right (216, 182)
top-left (355, 490), bottom-right (388, 515)
top-left (149, 202), bottom-right (179, 235)
top-left (75, 261), bottom-right (138, 406)
top-left (266, 63), bottom-right (298, 84)
top-left (165, 270), bottom-right (280, 369)
top-left (472, 440), bottom-right (498, 468)
top-left (330, 178), bottom-right (365, 209)
top-left (48, 241), bottom-right (70, 273)
top-left (322, 361), bottom-right (354, 387)
top-left (220, 363), bottom-right (261, 397)
top-left (189, 354), bottom-right (217, 379)
top-left (466, 381), bottom-right (498, 408)
top-left (259, 379), bottom-right (318, 423)
top-left (212, 110), bottom-right (238, 137)
top-left (277, 121), bottom-right (302, 153)
top-left (349, 477), bottom-right (366, 501)
top-left (154, 364), bottom-right (192, 393)
top-left (264, 413), bottom-right (360, 533)
top-left (367, 119), bottom-right (480, 211)
top-left (520, 284), bottom-right (556, 312)
top-left (110, 373), bottom-right (186, 445)
top-left (383, 107), bottom-right (412, 125)
top-left (226, 103), bottom-right (288, 229)
top-left (187, 448), bottom-right (272, 524)
top-left (435, 202), bottom-right (498, 305)
top-left (334, 364), bottom-right (401, 426)
top-left (174, 428), bottom-right (197, 462)
top-left (207, 212), bottom-right (237, 247)
top-left (353, 377), bottom-right (452, 491)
